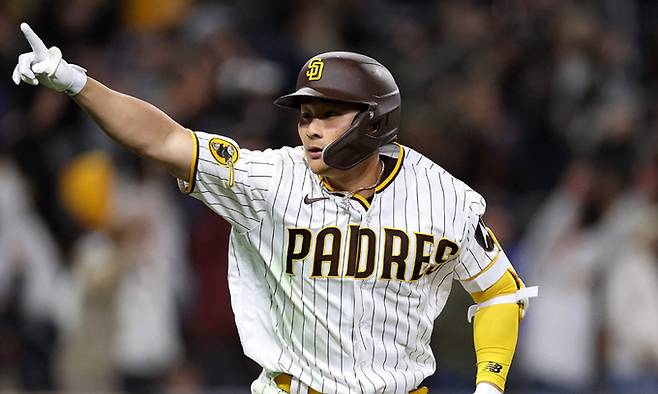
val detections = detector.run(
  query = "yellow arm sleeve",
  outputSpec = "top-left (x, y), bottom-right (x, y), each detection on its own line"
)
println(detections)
top-left (471, 270), bottom-right (521, 392)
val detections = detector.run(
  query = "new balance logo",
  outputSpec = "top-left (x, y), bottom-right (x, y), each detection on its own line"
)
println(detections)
top-left (484, 362), bottom-right (503, 374)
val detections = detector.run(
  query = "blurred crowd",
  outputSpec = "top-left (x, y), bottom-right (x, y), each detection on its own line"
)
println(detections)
top-left (1, 0), bottom-right (657, 393)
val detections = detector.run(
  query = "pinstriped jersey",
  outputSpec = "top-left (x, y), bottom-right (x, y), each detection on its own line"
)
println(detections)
top-left (178, 131), bottom-right (513, 394)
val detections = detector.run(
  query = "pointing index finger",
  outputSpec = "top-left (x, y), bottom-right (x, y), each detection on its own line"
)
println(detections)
top-left (20, 23), bottom-right (48, 60)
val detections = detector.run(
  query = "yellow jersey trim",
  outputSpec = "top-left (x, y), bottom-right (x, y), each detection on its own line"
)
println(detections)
top-left (317, 179), bottom-right (371, 209)
top-left (375, 143), bottom-right (404, 193)
top-left (351, 193), bottom-right (371, 209)
top-left (181, 129), bottom-right (199, 194)
top-left (320, 176), bottom-right (335, 191)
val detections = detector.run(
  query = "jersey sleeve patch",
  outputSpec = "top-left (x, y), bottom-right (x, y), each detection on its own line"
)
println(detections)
top-left (474, 218), bottom-right (495, 252)
top-left (455, 214), bottom-right (511, 293)
top-left (209, 137), bottom-right (240, 167)
top-left (208, 137), bottom-right (240, 187)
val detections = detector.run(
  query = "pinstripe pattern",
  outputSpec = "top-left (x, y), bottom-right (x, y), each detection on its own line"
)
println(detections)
top-left (181, 132), bottom-right (508, 393)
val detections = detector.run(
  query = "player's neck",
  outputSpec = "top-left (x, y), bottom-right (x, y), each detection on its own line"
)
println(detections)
top-left (323, 153), bottom-right (382, 198)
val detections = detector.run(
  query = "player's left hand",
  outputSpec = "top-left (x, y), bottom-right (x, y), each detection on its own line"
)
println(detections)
top-left (12, 23), bottom-right (87, 95)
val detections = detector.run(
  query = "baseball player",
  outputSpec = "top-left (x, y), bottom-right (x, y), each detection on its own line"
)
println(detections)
top-left (13, 23), bottom-right (536, 394)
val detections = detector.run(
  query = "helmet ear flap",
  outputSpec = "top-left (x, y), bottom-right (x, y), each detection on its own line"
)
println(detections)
top-left (322, 110), bottom-right (378, 170)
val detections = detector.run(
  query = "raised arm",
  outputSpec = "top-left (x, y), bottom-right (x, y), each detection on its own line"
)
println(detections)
top-left (12, 23), bottom-right (193, 181)
top-left (72, 78), bottom-right (193, 180)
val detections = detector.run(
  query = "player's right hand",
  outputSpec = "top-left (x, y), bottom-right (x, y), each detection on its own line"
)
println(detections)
top-left (12, 23), bottom-right (88, 95)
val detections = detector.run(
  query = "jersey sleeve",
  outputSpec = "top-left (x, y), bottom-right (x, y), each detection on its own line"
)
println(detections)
top-left (177, 130), bottom-right (279, 233)
top-left (453, 192), bottom-right (513, 294)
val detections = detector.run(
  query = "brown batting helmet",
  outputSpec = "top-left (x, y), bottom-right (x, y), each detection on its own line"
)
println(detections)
top-left (274, 51), bottom-right (401, 170)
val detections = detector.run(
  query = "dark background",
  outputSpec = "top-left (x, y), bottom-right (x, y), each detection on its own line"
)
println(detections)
top-left (1, 0), bottom-right (657, 393)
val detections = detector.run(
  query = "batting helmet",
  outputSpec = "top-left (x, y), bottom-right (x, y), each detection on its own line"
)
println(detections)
top-left (274, 51), bottom-right (401, 170)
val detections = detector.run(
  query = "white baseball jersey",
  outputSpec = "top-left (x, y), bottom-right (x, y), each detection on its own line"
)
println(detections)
top-left (178, 131), bottom-right (513, 394)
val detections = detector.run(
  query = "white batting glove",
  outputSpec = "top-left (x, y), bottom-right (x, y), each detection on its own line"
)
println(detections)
top-left (473, 382), bottom-right (502, 394)
top-left (12, 23), bottom-right (87, 95)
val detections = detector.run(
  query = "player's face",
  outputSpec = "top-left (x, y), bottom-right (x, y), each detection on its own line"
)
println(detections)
top-left (298, 100), bottom-right (361, 175)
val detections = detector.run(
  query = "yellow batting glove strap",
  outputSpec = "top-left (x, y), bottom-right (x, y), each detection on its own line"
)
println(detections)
top-left (473, 303), bottom-right (519, 393)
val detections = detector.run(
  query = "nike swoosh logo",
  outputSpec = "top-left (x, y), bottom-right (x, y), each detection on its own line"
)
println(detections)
top-left (304, 194), bottom-right (328, 205)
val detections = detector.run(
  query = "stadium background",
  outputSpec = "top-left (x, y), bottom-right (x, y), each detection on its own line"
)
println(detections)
top-left (1, 0), bottom-right (657, 393)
